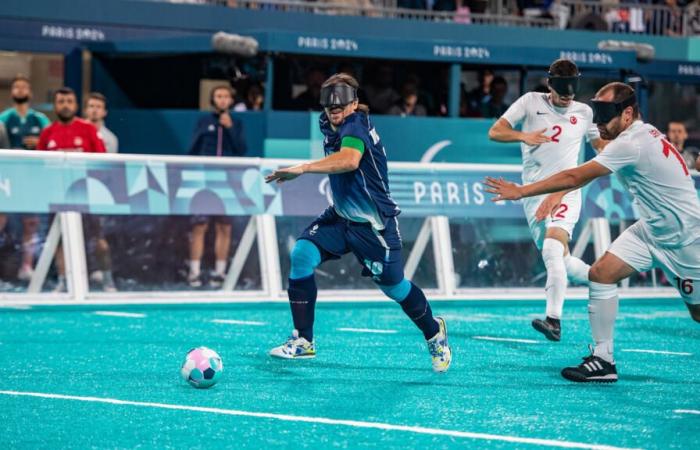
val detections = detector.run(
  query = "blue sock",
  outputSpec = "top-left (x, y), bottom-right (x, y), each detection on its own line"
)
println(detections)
top-left (381, 280), bottom-right (439, 340)
top-left (288, 275), bottom-right (317, 342)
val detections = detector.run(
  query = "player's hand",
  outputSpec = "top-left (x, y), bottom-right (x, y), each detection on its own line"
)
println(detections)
top-left (265, 164), bottom-right (306, 184)
top-left (23, 136), bottom-right (39, 149)
top-left (219, 113), bottom-right (233, 129)
top-left (535, 192), bottom-right (564, 222)
top-left (521, 128), bottom-right (551, 146)
top-left (484, 177), bottom-right (523, 201)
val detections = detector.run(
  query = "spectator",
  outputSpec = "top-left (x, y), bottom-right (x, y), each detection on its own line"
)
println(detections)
top-left (37, 87), bottom-right (107, 292)
top-left (0, 76), bottom-right (51, 282)
top-left (364, 64), bottom-right (400, 114)
top-left (388, 82), bottom-right (427, 117)
top-left (667, 121), bottom-right (700, 170)
top-left (481, 76), bottom-right (510, 118)
top-left (84, 92), bottom-right (119, 153)
top-left (233, 83), bottom-right (264, 112)
top-left (187, 85), bottom-right (247, 288)
top-left (38, 88), bottom-right (106, 153)
top-left (0, 121), bottom-right (9, 149)
top-left (291, 68), bottom-right (325, 111)
top-left (466, 69), bottom-right (494, 117)
top-left (686, 0), bottom-right (700, 35)
top-left (0, 75), bottom-right (50, 150)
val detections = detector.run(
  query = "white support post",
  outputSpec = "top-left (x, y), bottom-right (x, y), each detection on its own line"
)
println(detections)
top-left (404, 217), bottom-right (432, 281)
top-left (27, 214), bottom-right (62, 294)
top-left (222, 217), bottom-right (258, 291)
top-left (590, 218), bottom-right (612, 260)
top-left (257, 214), bottom-right (283, 299)
top-left (570, 220), bottom-right (592, 260)
top-left (431, 216), bottom-right (456, 298)
top-left (61, 212), bottom-right (88, 301)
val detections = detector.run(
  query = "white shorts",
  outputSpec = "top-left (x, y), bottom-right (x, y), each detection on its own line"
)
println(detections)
top-left (608, 221), bottom-right (700, 305)
top-left (522, 189), bottom-right (582, 250)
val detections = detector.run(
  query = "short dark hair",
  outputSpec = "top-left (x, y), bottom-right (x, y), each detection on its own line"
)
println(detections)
top-left (549, 59), bottom-right (579, 77)
top-left (53, 87), bottom-right (76, 102)
top-left (491, 76), bottom-right (507, 87)
top-left (597, 82), bottom-right (639, 119)
top-left (11, 75), bottom-right (30, 87)
top-left (87, 92), bottom-right (107, 107)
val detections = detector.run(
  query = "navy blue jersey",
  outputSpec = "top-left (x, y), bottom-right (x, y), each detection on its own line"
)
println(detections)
top-left (320, 111), bottom-right (399, 230)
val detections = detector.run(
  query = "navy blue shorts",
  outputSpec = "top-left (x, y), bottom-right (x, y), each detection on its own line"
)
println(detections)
top-left (298, 207), bottom-right (404, 286)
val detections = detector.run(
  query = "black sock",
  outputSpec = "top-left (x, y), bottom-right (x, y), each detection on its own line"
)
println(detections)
top-left (399, 282), bottom-right (439, 340)
top-left (288, 275), bottom-right (317, 342)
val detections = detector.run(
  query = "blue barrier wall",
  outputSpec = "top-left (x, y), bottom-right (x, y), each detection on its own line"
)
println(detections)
top-left (107, 110), bottom-right (522, 164)
top-left (2, 151), bottom-right (698, 220)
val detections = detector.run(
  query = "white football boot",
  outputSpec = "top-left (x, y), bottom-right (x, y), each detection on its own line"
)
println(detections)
top-left (427, 317), bottom-right (452, 373)
top-left (269, 330), bottom-right (316, 359)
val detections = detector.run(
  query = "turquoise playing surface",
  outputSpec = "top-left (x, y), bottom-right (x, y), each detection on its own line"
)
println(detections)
top-left (1, 299), bottom-right (698, 449)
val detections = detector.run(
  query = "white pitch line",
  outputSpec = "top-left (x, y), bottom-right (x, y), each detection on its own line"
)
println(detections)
top-left (621, 349), bottom-right (692, 356)
top-left (211, 319), bottom-right (266, 326)
top-left (337, 327), bottom-right (398, 334)
top-left (674, 409), bottom-right (700, 415)
top-left (473, 336), bottom-right (540, 344)
top-left (0, 390), bottom-right (638, 450)
top-left (93, 311), bottom-right (146, 318)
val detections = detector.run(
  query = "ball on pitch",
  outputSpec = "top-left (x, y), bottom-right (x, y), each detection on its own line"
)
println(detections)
top-left (181, 347), bottom-right (223, 389)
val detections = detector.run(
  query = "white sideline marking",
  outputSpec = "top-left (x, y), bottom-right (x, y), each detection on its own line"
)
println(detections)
top-left (473, 336), bottom-right (540, 344)
top-left (674, 409), bottom-right (700, 415)
top-left (0, 390), bottom-right (637, 450)
top-left (211, 319), bottom-right (266, 326)
top-left (622, 349), bottom-right (692, 356)
top-left (337, 328), bottom-right (398, 334)
top-left (93, 311), bottom-right (146, 318)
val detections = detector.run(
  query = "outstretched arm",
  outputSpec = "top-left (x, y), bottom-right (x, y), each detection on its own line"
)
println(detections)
top-left (488, 118), bottom-right (551, 146)
top-left (265, 148), bottom-right (362, 184)
top-left (484, 161), bottom-right (611, 201)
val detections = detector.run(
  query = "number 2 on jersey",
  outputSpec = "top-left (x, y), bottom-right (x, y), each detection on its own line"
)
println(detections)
top-left (553, 203), bottom-right (568, 219)
top-left (551, 125), bottom-right (562, 143)
top-left (661, 138), bottom-right (689, 176)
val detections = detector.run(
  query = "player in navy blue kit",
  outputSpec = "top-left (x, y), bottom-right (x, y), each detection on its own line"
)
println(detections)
top-left (265, 73), bottom-right (451, 372)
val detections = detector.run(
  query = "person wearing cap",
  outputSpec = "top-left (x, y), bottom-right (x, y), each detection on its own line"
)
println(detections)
top-left (487, 59), bottom-right (607, 342)
top-left (485, 82), bottom-right (700, 383)
top-left (264, 73), bottom-right (452, 372)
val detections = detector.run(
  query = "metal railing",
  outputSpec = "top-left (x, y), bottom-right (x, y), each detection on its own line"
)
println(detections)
top-left (143, 0), bottom-right (700, 36)
top-left (561, 0), bottom-right (691, 36)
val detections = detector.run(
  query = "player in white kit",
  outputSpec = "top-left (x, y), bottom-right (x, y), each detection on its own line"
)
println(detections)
top-left (488, 59), bottom-right (607, 341)
top-left (485, 82), bottom-right (700, 382)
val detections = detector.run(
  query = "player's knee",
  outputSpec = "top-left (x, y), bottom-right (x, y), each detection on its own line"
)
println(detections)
top-left (289, 239), bottom-right (321, 280)
top-left (588, 263), bottom-right (611, 284)
top-left (378, 278), bottom-right (412, 302)
top-left (96, 239), bottom-right (109, 253)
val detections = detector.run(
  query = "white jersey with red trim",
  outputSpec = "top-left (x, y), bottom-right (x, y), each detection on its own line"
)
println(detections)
top-left (502, 92), bottom-right (599, 184)
top-left (593, 120), bottom-right (700, 248)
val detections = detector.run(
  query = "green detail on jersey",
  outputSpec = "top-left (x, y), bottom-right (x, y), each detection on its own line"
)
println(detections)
top-left (341, 136), bottom-right (365, 154)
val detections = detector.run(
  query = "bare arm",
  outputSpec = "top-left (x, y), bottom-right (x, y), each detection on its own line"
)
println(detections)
top-left (488, 118), bottom-right (551, 146)
top-left (265, 148), bottom-right (362, 184)
top-left (591, 137), bottom-right (609, 154)
top-left (484, 161), bottom-right (612, 201)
